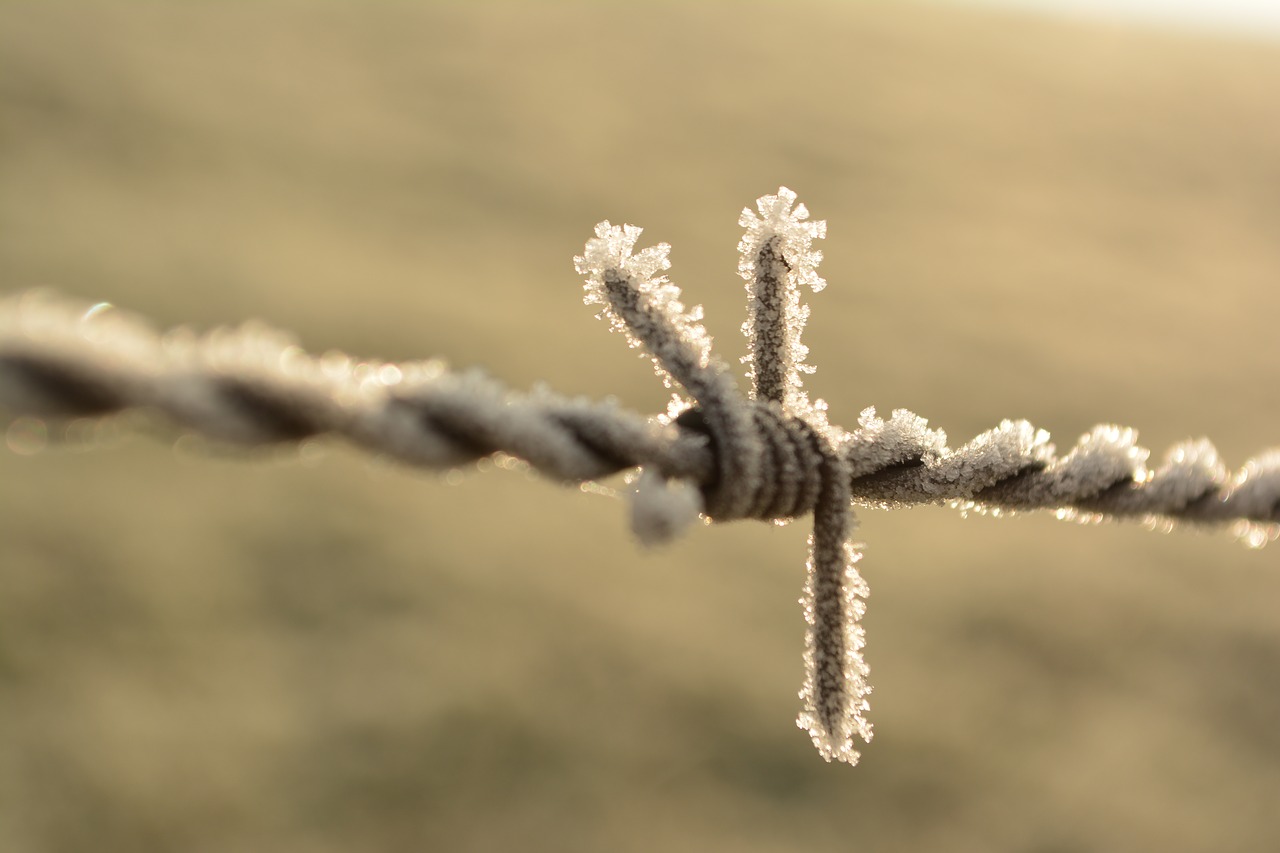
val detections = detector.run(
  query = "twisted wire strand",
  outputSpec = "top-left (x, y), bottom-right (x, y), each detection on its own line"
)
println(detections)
top-left (2, 291), bottom-right (1278, 540)
top-left (0, 291), bottom-right (713, 485)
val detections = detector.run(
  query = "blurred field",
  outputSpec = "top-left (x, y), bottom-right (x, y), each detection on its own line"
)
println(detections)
top-left (2, 2), bottom-right (1280, 851)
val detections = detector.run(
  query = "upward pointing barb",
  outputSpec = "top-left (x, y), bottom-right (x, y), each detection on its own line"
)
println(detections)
top-left (574, 222), bottom-right (714, 391)
top-left (738, 187), bottom-right (828, 409)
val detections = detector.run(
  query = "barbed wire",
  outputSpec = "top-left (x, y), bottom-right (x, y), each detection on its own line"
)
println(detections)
top-left (3, 188), bottom-right (1277, 766)
top-left (4, 291), bottom-right (1275, 534)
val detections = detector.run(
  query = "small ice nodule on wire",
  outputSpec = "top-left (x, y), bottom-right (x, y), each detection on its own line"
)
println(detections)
top-left (575, 188), bottom-right (874, 765)
top-left (630, 467), bottom-right (703, 547)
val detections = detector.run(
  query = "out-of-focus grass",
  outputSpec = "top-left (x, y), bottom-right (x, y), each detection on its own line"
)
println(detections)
top-left (1, 2), bottom-right (1279, 851)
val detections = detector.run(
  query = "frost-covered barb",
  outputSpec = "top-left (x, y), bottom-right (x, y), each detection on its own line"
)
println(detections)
top-left (738, 186), bottom-right (828, 409)
top-left (577, 189), bottom-right (873, 764)
top-left (3, 188), bottom-right (1280, 767)
top-left (575, 220), bottom-right (761, 524)
top-left (576, 222), bottom-right (714, 393)
top-left (799, 435), bottom-right (872, 764)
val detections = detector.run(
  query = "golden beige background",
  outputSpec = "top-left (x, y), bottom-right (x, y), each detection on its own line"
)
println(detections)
top-left (2, 2), bottom-right (1279, 851)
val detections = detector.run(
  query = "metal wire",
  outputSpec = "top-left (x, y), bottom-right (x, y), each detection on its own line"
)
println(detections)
top-left (2, 291), bottom-right (1276, 536)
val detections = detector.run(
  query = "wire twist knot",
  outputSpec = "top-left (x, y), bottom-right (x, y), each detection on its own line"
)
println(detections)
top-left (676, 401), bottom-right (830, 523)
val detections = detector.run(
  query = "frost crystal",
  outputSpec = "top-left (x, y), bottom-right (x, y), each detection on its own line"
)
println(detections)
top-left (1144, 439), bottom-right (1226, 509)
top-left (738, 187), bottom-right (828, 407)
top-left (1043, 425), bottom-right (1149, 503)
top-left (574, 222), bottom-right (713, 389)
top-left (798, 526), bottom-right (872, 765)
top-left (846, 406), bottom-right (948, 479)
top-left (1224, 450), bottom-right (1280, 520)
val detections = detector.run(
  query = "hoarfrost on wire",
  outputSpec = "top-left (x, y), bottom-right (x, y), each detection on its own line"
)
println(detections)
top-left (798, 533), bottom-right (873, 764)
top-left (846, 406), bottom-right (948, 479)
top-left (737, 187), bottom-right (828, 409)
top-left (574, 222), bottom-right (714, 390)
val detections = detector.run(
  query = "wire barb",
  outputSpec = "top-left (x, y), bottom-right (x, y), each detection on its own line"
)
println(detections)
top-left (735, 188), bottom-right (870, 763)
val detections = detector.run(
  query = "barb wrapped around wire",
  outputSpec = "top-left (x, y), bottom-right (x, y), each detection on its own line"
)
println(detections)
top-left (2, 188), bottom-right (1279, 764)
top-left (575, 191), bottom-right (870, 763)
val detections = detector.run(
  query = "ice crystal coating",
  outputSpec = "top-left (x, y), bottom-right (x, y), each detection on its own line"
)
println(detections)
top-left (738, 187), bottom-right (828, 407)
top-left (1148, 439), bottom-right (1226, 507)
top-left (1042, 425), bottom-right (1148, 503)
top-left (1224, 450), bottom-right (1280, 520)
top-left (738, 187), bottom-right (828, 295)
top-left (846, 406), bottom-right (948, 478)
top-left (575, 222), bottom-right (713, 389)
top-left (798, 523), bottom-right (872, 764)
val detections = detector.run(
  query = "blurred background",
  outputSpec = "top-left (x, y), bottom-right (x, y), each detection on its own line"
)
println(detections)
top-left (2, 2), bottom-right (1279, 851)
